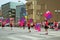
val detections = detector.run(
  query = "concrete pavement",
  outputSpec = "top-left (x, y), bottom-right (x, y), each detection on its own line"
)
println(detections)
top-left (0, 27), bottom-right (60, 40)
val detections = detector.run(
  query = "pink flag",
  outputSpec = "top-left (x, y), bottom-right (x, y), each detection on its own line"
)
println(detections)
top-left (38, 27), bottom-right (41, 32)
top-left (44, 11), bottom-right (52, 20)
top-left (0, 19), bottom-right (2, 22)
top-left (35, 23), bottom-right (41, 32)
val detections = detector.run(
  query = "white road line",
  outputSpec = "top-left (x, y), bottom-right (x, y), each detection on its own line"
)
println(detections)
top-left (8, 36), bottom-right (22, 40)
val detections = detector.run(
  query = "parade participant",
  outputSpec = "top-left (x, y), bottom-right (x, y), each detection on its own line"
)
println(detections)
top-left (54, 21), bottom-right (58, 31)
top-left (27, 20), bottom-right (31, 32)
top-left (2, 22), bottom-right (5, 29)
top-left (2, 21), bottom-right (6, 29)
top-left (10, 23), bottom-right (13, 30)
top-left (31, 22), bottom-right (33, 28)
top-left (33, 22), bottom-right (35, 28)
top-left (44, 20), bottom-right (49, 35)
top-left (29, 18), bottom-right (33, 28)
top-left (23, 21), bottom-right (26, 29)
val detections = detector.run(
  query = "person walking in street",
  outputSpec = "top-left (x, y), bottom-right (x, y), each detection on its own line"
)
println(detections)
top-left (44, 20), bottom-right (49, 35)
top-left (23, 21), bottom-right (26, 29)
top-left (10, 23), bottom-right (13, 30)
top-left (27, 20), bottom-right (31, 32)
top-left (2, 22), bottom-right (5, 29)
top-left (54, 20), bottom-right (58, 31)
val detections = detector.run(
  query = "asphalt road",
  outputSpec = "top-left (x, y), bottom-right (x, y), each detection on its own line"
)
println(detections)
top-left (0, 27), bottom-right (60, 40)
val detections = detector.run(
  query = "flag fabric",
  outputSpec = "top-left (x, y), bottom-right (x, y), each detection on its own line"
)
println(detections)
top-left (18, 20), bottom-right (24, 27)
top-left (2, 20), bottom-right (6, 25)
top-left (29, 18), bottom-right (33, 23)
top-left (18, 17), bottom-right (26, 27)
top-left (0, 19), bottom-right (2, 22)
top-left (5, 18), bottom-right (10, 23)
top-left (10, 18), bottom-right (14, 21)
top-left (35, 23), bottom-right (41, 32)
top-left (44, 11), bottom-right (52, 20)
top-left (21, 17), bottom-right (25, 22)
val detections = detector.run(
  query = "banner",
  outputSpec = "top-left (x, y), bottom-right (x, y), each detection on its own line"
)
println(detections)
top-left (6, 18), bottom-right (10, 23)
top-left (0, 19), bottom-right (2, 22)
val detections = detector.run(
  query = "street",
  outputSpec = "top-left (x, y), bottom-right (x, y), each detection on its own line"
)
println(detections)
top-left (0, 27), bottom-right (60, 40)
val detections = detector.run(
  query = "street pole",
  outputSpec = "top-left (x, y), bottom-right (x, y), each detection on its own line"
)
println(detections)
top-left (33, 1), bottom-right (37, 22)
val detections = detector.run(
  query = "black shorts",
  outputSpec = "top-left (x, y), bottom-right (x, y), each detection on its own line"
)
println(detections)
top-left (10, 25), bottom-right (13, 27)
top-left (28, 27), bottom-right (30, 29)
top-left (23, 24), bottom-right (25, 27)
top-left (54, 25), bottom-right (57, 28)
top-left (2, 25), bottom-right (4, 27)
top-left (45, 26), bottom-right (49, 29)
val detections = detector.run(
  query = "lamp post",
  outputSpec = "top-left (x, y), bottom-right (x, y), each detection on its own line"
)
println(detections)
top-left (33, 1), bottom-right (37, 22)
top-left (55, 10), bottom-right (58, 21)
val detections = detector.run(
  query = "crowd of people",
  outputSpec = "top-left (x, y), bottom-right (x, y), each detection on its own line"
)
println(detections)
top-left (0, 19), bottom-right (59, 35)
top-left (17, 19), bottom-right (59, 34)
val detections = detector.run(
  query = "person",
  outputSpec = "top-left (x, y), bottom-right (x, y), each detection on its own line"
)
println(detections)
top-left (54, 21), bottom-right (58, 31)
top-left (27, 20), bottom-right (31, 32)
top-left (23, 21), bottom-right (26, 29)
top-left (10, 23), bottom-right (13, 30)
top-left (33, 22), bottom-right (35, 28)
top-left (2, 22), bottom-right (5, 29)
top-left (2, 21), bottom-right (6, 29)
top-left (44, 20), bottom-right (49, 35)
top-left (48, 21), bottom-right (53, 29)
top-left (31, 22), bottom-right (33, 28)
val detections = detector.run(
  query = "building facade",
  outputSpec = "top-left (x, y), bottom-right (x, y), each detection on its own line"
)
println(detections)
top-left (1, 2), bottom-right (10, 18)
top-left (1, 2), bottom-right (21, 18)
top-left (26, 0), bottom-right (60, 22)
top-left (16, 5), bottom-right (26, 22)
top-left (1, 2), bottom-right (25, 23)
top-left (0, 10), bottom-right (2, 17)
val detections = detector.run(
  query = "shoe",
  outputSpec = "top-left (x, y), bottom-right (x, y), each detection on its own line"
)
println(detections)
top-left (29, 30), bottom-right (31, 32)
top-left (45, 33), bottom-right (48, 35)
